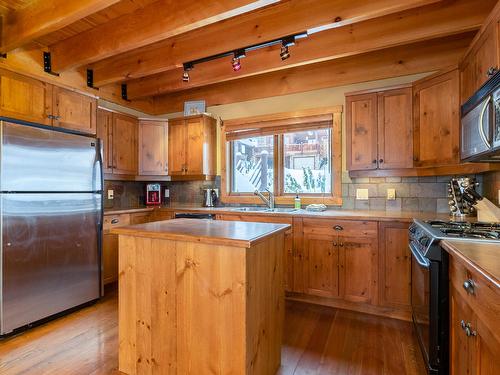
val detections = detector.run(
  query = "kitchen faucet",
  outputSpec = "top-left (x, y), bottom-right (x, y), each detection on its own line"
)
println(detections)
top-left (254, 188), bottom-right (275, 210)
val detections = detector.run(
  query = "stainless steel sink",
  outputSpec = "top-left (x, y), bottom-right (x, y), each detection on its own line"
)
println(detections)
top-left (229, 207), bottom-right (298, 213)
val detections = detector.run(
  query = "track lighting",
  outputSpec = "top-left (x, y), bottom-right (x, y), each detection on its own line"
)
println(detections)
top-left (231, 50), bottom-right (246, 71)
top-left (280, 45), bottom-right (290, 61)
top-left (182, 62), bottom-right (193, 82)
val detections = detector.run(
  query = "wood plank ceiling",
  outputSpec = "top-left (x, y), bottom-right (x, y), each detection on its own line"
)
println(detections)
top-left (0, 0), bottom-right (496, 115)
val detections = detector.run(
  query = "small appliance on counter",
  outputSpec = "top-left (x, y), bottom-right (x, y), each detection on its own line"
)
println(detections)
top-left (203, 188), bottom-right (218, 207)
top-left (146, 183), bottom-right (161, 206)
top-left (447, 177), bottom-right (477, 218)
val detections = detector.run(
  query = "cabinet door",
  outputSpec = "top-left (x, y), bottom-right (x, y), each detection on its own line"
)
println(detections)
top-left (52, 86), bottom-right (97, 134)
top-left (473, 317), bottom-right (500, 375)
top-left (0, 69), bottom-right (52, 125)
top-left (413, 69), bottom-right (460, 167)
top-left (112, 113), bottom-right (138, 175)
top-left (339, 236), bottom-right (378, 305)
top-left (96, 109), bottom-right (113, 174)
top-left (102, 233), bottom-right (118, 285)
top-left (473, 21), bottom-right (499, 93)
top-left (450, 287), bottom-right (475, 375)
top-left (185, 117), bottom-right (205, 175)
top-left (167, 119), bottom-right (186, 175)
top-left (378, 222), bottom-right (411, 308)
top-left (460, 55), bottom-right (476, 105)
top-left (346, 93), bottom-right (378, 171)
top-left (304, 233), bottom-right (339, 298)
top-left (138, 120), bottom-right (168, 175)
top-left (377, 88), bottom-right (413, 169)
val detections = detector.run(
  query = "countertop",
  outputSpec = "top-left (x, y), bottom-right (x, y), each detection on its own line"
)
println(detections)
top-left (441, 240), bottom-right (500, 288)
top-left (105, 204), bottom-right (451, 222)
top-left (111, 218), bottom-right (290, 248)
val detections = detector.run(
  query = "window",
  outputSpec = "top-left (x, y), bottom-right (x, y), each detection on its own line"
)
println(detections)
top-left (231, 135), bottom-right (274, 193)
top-left (222, 108), bottom-right (342, 205)
top-left (283, 129), bottom-right (331, 194)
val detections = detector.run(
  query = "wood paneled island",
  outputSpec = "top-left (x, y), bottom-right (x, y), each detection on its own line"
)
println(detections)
top-left (112, 218), bottom-right (290, 375)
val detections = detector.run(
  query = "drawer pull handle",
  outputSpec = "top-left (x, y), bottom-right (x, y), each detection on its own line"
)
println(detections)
top-left (111, 218), bottom-right (119, 224)
top-left (463, 279), bottom-right (475, 295)
top-left (333, 225), bottom-right (343, 231)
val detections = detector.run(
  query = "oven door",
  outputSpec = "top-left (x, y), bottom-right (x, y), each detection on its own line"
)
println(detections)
top-left (410, 243), bottom-right (440, 374)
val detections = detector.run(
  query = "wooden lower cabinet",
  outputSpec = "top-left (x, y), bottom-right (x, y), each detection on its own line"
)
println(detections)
top-left (449, 254), bottom-right (500, 375)
top-left (340, 235), bottom-right (378, 305)
top-left (378, 222), bottom-right (411, 309)
top-left (303, 232), bottom-right (339, 298)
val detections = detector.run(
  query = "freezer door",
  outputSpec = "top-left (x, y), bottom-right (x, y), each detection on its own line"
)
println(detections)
top-left (0, 193), bottom-right (101, 335)
top-left (1, 121), bottom-right (102, 192)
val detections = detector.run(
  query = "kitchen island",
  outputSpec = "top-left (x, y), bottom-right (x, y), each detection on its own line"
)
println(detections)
top-left (112, 218), bottom-right (290, 375)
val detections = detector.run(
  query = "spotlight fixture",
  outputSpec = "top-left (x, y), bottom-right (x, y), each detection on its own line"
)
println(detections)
top-left (280, 45), bottom-right (290, 61)
top-left (231, 50), bottom-right (244, 71)
top-left (182, 62), bottom-right (193, 82)
top-left (280, 35), bottom-right (295, 61)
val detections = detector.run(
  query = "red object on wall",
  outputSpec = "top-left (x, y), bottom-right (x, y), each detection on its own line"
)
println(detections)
top-left (146, 183), bottom-right (161, 206)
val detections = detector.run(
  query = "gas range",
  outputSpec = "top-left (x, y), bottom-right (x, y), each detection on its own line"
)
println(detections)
top-left (409, 219), bottom-right (500, 261)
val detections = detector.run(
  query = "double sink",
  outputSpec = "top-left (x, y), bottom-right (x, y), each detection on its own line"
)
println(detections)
top-left (229, 207), bottom-right (299, 213)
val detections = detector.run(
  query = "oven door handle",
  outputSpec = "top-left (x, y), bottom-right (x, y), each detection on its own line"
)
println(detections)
top-left (478, 95), bottom-right (492, 149)
top-left (409, 243), bottom-right (431, 269)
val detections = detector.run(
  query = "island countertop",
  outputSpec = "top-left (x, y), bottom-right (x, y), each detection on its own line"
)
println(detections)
top-left (111, 218), bottom-right (291, 248)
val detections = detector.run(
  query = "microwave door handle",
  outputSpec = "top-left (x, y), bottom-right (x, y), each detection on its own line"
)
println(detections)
top-left (478, 96), bottom-right (492, 149)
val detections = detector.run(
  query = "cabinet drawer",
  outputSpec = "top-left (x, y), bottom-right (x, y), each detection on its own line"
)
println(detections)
top-left (103, 214), bottom-right (130, 231)
top-left (449, 256), bottom-right (500, 344)
top-left (302, 218), bottom-right (377, 237)
top-left (130, 212), bottom-right (152, 225)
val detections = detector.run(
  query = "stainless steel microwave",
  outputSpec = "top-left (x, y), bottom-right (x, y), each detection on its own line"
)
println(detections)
top-left (461, 71), bottom-right (500, 162)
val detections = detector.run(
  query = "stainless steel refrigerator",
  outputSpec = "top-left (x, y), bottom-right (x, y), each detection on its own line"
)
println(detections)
top-left (0, 119), bottom-right (103, 336)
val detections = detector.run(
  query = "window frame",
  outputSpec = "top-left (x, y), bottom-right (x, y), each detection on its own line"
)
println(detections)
top-left (220, 107), bottom-right (343, 206)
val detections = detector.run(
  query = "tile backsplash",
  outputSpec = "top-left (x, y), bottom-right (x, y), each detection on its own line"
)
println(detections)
top-left (341, 176), bottom-right (483, 213)
top-left (105, 173), bottom-right (493, 213)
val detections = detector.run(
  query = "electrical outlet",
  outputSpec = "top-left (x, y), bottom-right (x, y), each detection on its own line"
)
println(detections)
top-left (107, 189), bottom-right (114, 200)
top-left (387, 188), bottom-right (396, 201)
top-left (356, 188), bottom-right (369, 200)
top-left (164, 189), bottom-right (170, 198)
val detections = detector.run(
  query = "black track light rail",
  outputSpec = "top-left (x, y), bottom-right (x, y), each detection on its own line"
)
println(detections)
top-left (183, 32), bottom-right (307, 70)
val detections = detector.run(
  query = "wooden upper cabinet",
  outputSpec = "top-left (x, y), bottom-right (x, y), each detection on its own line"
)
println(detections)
top-left (346, 87), bottom-right (413, 172)
top-left (167, 118), bottom-right (186, 175)
top-left (0, 69), bottom-right (52, 125)
top-left (378, 222), bottom-right (411, 309)
top-left (377, 88), bottom-right (413, 169)
top-left (52, 86), bottom-right (97, 135)
top-left (413, 69), bottom-right (460, 167)
top-left (346, 93), bottom-right (378, 171)
top-left (460, 18), bottom-right (500, 104)
top-left (96, 108), bottom-right (113, 174)
top-left (112, 113), bottom-right (138, 175)
top-left (138, 120), bottom-right (168, 176)
top-left (167, 115), bottom-right (217, 178)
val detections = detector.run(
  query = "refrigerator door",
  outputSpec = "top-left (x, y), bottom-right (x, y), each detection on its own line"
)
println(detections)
top-left (0, 193), bottom-right (101, 335)
top-left (0, 120), bottom-right (101, 192)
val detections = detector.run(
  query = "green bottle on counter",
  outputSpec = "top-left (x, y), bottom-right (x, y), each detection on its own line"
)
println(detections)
top-left (294, 194), bottom-right (301, 209)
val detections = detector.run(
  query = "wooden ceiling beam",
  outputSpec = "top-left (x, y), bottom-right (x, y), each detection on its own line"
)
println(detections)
top-left (0, 0), bottom-right (121, 53)
top-left (91, 0), bottom-right (442, 86)
top-left (152, 33), bottom-right (474, 114)
top-left (126, 0), bottom-right (491, 100)
top-left (49, 0), bottom-right (269, 72)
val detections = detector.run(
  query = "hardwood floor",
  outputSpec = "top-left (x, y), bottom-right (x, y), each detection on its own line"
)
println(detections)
top-left (0, 287), bottom-right (425, 375)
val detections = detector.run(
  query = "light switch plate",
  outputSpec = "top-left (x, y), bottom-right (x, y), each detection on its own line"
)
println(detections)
top-left (387, 188), bottom-right (396, 201)
top-left (107, 190), bottom-right (114, 200)
top-left (164, 189), bottom-right (170, 198)
top-left (356, 188), bottom-right (369, 200)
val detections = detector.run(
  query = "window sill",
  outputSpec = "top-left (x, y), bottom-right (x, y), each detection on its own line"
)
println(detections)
top-left (221, 195), bottom-right (342, 206)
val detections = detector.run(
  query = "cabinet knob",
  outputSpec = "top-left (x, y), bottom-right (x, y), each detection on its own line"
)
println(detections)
top-left (462, 279), bottom-right (475, 295)
top-left (372, 159), bottom-right (377, 164)
top-left (333, 242), bottom-right (338, 246)
top-left (339, 243), bottom-right (344, 247)
top-left (379, 158), bottom-right (384, 163)
top-left (111, 218), bottom-right (119, 224)
top-left (333, 225), bottom-right (343, 231)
